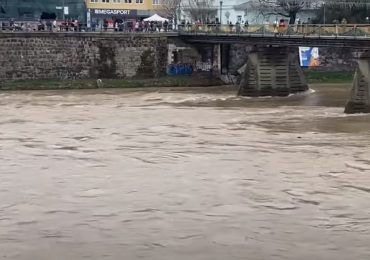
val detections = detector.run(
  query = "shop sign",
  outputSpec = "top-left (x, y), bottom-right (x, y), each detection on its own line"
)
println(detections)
top-left (92, 9), bottom-right (137, 17)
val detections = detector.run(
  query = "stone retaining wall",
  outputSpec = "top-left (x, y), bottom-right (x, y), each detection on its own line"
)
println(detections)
top-left (0, 33), bottom-right (170, 80)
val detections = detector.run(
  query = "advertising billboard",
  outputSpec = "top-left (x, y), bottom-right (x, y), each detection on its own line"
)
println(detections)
top-left (91, 9), bottom-right (137, 18)
top-left (299, 47), bottom-right (320, 67)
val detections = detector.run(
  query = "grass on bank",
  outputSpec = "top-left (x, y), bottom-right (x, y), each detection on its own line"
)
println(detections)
top-left (0, 75), bottom-right (223, 91)
top-left (0, 71), bottom-right (354, 91)
top-left (304, 70), bottom-right (354, 84)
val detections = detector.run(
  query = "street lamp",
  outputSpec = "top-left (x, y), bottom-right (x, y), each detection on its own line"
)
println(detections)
top-left (367, 17), bottom-right (369, 24)
top-left (62, 0), bottom-right (65, 20)
top-left (220, 1), bottom-right (223, 25)
top-left (323, 2), bottom-right (326, 25)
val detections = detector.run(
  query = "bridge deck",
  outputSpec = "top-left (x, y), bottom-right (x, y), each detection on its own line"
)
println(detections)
top-left (179, 24), bottom-right (370, 49)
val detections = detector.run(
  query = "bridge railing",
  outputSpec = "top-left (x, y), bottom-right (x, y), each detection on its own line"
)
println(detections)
top-left (178, 24), bottom-right (370, 38)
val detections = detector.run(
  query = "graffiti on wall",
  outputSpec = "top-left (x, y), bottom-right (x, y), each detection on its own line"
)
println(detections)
top-left (167, 64), bottom-right (193, 76)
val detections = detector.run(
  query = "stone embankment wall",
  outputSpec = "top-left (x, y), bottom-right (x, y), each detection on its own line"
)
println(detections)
top-left (0, 33), bottom-right (170, 80)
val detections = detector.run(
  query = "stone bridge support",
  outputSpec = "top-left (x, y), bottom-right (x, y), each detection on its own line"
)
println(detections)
top-left (238, 46), bottom-right (308, 97)
top-left (345, 52), bottom-right (370, 114)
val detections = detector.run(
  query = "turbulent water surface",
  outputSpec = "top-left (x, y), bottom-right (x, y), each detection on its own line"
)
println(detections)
top-left (1, 84), bottom-right (370, 260)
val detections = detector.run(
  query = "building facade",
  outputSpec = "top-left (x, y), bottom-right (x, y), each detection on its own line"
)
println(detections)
top-left (0, 0), bottom-right (86, 21)
top-left (179, 0), bottom-right (243, 24)
top-left (179, 0), bottom-right (319, 25)
top-left (233, 0), bottom-right (319, 25)
top-left (85, 0), bottom-right (161, 28)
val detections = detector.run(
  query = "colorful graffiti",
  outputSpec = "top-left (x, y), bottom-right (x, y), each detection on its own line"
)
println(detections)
top-left (167, 64), bottom-right (193, 76)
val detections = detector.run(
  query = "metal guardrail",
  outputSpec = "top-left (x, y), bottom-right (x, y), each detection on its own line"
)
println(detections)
top-left (1, 23), bottom-right (370, 39)
top-left (178, 24), bottom-right (370, 38)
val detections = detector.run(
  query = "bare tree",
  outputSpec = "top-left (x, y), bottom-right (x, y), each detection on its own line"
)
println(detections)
top-left (0, 0), bottom-right (7, 15)
top-left (185, 0), bottom-right (217, 23)
top-left (258, 0), bottom-right (320, 24)
top-left (318, 0), bottom-right (370, 23)
top-left (323, 0), bottom-right (370, 8)
top-left (158, 0), bottom-right (182, 25)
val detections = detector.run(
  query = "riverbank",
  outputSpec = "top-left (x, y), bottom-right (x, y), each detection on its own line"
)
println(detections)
top-left (0, 71), bottom-right (354, 91)
top-left (304, 70), bottom-right (354, 83)
top-left (0, 75), bottom-right (224, 91)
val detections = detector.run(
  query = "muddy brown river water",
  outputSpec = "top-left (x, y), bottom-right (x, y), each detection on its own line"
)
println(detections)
top-left (1, 84), bottom-right (370, 260)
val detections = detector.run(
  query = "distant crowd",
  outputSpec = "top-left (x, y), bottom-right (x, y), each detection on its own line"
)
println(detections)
top-left (93, 19), bottom-right (175, 32)
top-left (0, 18), bottom-right (176, 33)
top-left (0, 17), bottom-right (356, 34)
top-left (0, 19), bottom-right (84, 32)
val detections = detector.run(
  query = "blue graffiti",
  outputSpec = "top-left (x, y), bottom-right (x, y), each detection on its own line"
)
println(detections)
top-left (167, 64), bottom-right (193, 76)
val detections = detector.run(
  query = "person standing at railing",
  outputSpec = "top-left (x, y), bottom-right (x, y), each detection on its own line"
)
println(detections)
top-left (236, 21), bottom-right (241, 34)
top-left (340, 18), bottom-right (347, 35)
top-left (46, 20), bottom-right (52, 32)
top-left (103, 19), bottom-right (108, 32)
top-left (244, 20), bottom-right (249, 32)
top-left (295, 18), bottom-right (300, 33)
top-left (184, 21), bottom-right (189, 32)
top-left (215, 19), bottom-right (220, 33)
top-left (273, 20), bottom-right (278, 36)
top-left (205, 18), bottom-right (210, 32)
top-left (307, 18), bottom-right (312, 34)
top-left (263, 19), bottom-right (269, 34)
top-left (229, 21), bottom-right (233, 33)
top-left (143, 21), bottom-right (148, 32)
top-left (298, 19), bottom-right (302, 34)
top-left (278, 19), bottom-right (286, 36)
top-left (195, 20), bottom-right (201, 32)
top-left (52, 20), bottom-right (57, 32)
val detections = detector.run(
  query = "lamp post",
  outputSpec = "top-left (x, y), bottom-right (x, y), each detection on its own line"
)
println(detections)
top-left (323, 2), bottom-right (326, 25)
top-left (367, 17), bottom-right (369, 24)
top-left (60, 0), bottom-right (66, 20)
top-left (220, 1), bottom-right (223, 25)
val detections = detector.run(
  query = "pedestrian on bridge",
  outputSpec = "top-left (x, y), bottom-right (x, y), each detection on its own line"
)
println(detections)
top-left (229, 21), bottom-right (233, 33)
top-left (236, 21), bottom-right (241, 34)
top-left (244, 20), bottom-right (249, 32)
top-left (278, 19), bottom-right (286, 36)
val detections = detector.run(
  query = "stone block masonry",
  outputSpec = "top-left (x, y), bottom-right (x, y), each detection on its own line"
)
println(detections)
top-left (238, 46), bottom-right (308, 97)
top-left (345, 51), bottom-right (370, 114)
top-left (0, 33), bottom-right (170, 81)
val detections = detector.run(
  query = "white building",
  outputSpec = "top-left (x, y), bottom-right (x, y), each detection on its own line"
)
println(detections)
top-left (220, 0), bottom-right (248, 24)
top-left (180, 0), bottom-right (320, 25)
top-left (179, 0), bottom-right (245, 24)
top-left (232, 0), bottom-right (320, 24)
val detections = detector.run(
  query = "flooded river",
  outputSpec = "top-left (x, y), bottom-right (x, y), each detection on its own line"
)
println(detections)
top-left (1, 84), bottom-right (370, 260)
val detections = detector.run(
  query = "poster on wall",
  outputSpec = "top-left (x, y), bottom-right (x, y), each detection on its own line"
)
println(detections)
top-left (299, 47), bottom-right (320, 67)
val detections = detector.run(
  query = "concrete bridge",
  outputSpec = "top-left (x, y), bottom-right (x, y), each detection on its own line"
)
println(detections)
top-left (179, 24), bottom-right (370, 114)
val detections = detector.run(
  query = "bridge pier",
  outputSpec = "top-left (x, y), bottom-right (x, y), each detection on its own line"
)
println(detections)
top-left (345, 52), bottom-right (370, 114)
top-left (238, 46), bottom-right (308, 97)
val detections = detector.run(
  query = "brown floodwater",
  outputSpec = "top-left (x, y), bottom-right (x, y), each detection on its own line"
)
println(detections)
top-left (0, 84), bottom-right (370, 260)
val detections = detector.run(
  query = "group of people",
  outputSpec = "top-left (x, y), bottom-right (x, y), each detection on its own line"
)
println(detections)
top-left (178, 19), bottom-right (287, 35)
top-left (178, 19), bottom-right (251, 34)
top-left (95, 19), bottom-right (174, 33)
top-left (0, 19), bottom-right (83, 32)
top-left (1, 17), bottom-right (177, 33)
